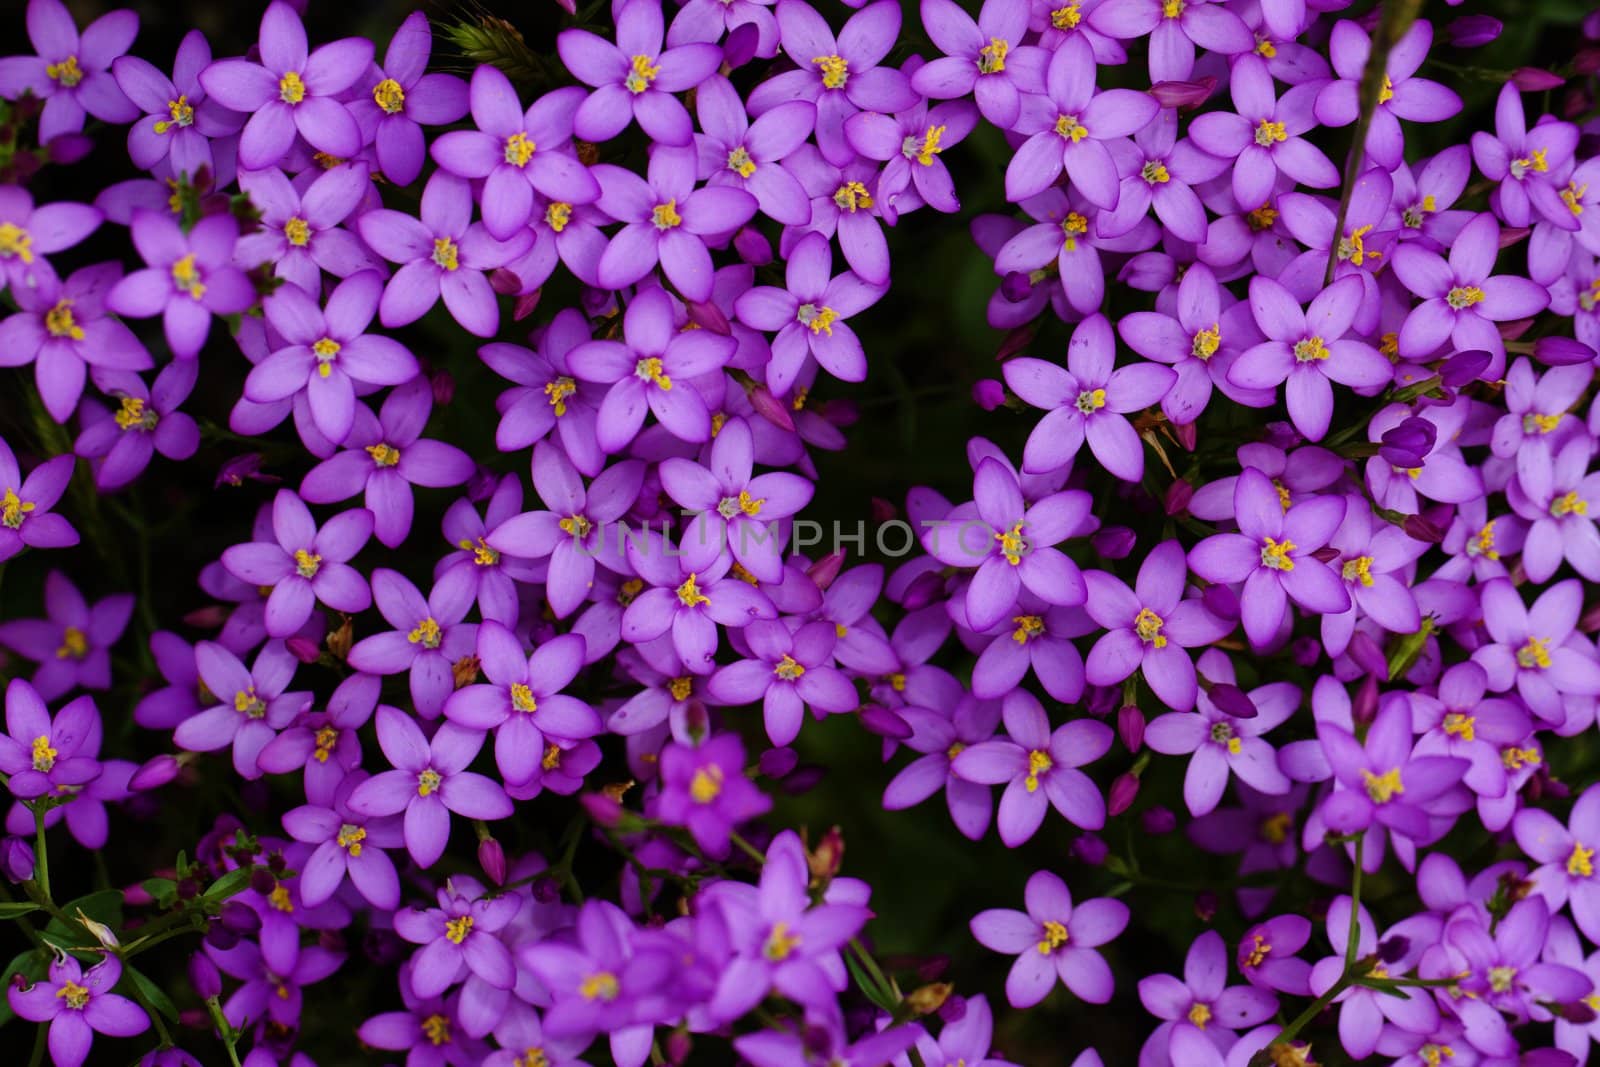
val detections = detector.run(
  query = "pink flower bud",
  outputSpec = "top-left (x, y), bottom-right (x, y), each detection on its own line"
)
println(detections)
top-left (513, 289), bottom-right (542, 322)
top-left (286, 637), bottom-right (321, 664)
top-left (1511, 67), bottom-right (1565, 91)
top-left (580, 791), bottom-right (623, 827)
top-left (1108, 773), bottom-right (1139, 816)
top-left (488, 267), bottom-right (522, 295)
top-left (1117, 706), bottom-right (1145, 752)
top-left (1141, 806), bottom-right (1177, 835)
top-left (1535, 337), bottom-right (1597, 366)
top-left (1446, 14), bottom-right (1502, 47)
top-left (1352, 673), bottom-right (1381, 726)
top-left (182, 605), bottom-right (229, 629)
top-left (722, 22), bottom-right (760, 69)
top-left (1401, 513), bottom-right (1445, 544)
top-left (972, 378), bottom-right (1006, 411)
top-left (478, 837), bottom-right (507, 886)
top-left (1092, 525), bottom-right (1136, 559)
top-left (1194, 891), bottom-right (1218, 922)
top-left (1149, 77), bottom-right (1215, 110)
top-left (189, 952), bottom-right (222, 1001)
top-left (807, 550), bottom-right (846, 589)
top-left (995, 326), bottom-right (1035, 362)
top-left (1170, 420), bottom-right (1197, 451)
top-left (869, 497), bottom-right (897, 523)
top-left (1072, 833), bottom-right (1108, 866)
top-left (758, 746), bottom-right (799, 779)
top-left (1348, 634), bottom-right (1388, 685)
top-left (687, 300), bottom-right (731, 335)
top-left (130, 754), bottom-right (180, 792)
top-left (860, 705), bottom-right (912, 740)
top-left (430, 370), bottom-right (455, 407)
top-left (999, 271), bottom-right (1033, 302)
top-left (0, 838), bottom-right (34, 883)
top-left (733, 225), bottom-right (773, 265)
top-left (748, 385), bottom-right (796, 431)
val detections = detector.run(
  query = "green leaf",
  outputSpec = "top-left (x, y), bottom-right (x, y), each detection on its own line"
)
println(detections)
top-left (124, 965), bottom-right (179, 1023)
top-left (42, 889), bottom-right (123, 948)
top-left (141, 879), bottom-right (178, 909)
top-left (844, 951), bottom-right (895, 1012)
top-left (0, 902), bottom-right (40, 919)
top-left (202, 866), bottom-right (254, 903)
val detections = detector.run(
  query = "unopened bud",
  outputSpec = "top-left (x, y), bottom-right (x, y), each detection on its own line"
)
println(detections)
top-left (1348, 634), bottom-right (1388, 685)
top-left (1194, 891), bottom-right (1218, 922)
top-left (749, 385), bottom-right (796, 431)
top-left (869, 497), bottom-right (897, 523)
top-left (1289, 636), bottom-right (1322, 666)
top-left (1510, 67), bottom-right (1565, 91)
top-left (1445, 14), bottom-right (1502, 47)
top-left (733, 225), bottom-right (772, 266)
top-left (1071, 833), bottom-right (1108, 866)
top-left (488, 267), bottom-right (522, 295)
top-left (249, 869), bottom-right (277, 896)
top-left (1117, 706), bottom-right (1145, 752)
top-left (860, 705), bottom-right (912, 740)
top-left (77, 909), bottom-right (119, 949)
top-left (182, 605), bottom-right (229, 628)
top-left (1092, 525), bottom-right (1136, 559)
top-left (1558, 999), bottom-right (1599, 1024)
top-left (431, 370), bottom-right (456, 407)
top-left (758, 746), bottom-right (799, 779)
top-left (1141, 806), bottom-right (1177, 835)
top-left (1164, 479), bottom-right (1195, 516)
top-left (906, 982), bottom-right (954, 1016)
top-left (1108, 773), bottom-right (1139, 816)
top-left (807, 550), bottom-right (846, 590)
top-left (972, 378), bottom-right (1006, 410)
top-left (808, 826), bottom-right (844, 886)
top-left (1575, 47), bottom-right (1600, 76)
top-left (1170, 420), bottom-right (1197, 451)
top-left (1534, 336), bottom-right (1596, 366)
top-left (130, 754), bottom-right (180, 792)
top-left (478, 837), bottom-right (507, 886)
top-left (0, 838), bottom-right (34, 883)
top-left (1208, 683), bottom-right (1258, 719)
top-left (664, 1030), bottom-right (693, 1065)
top-left (687, 300), bottom-right (731, 336)
top-left (995, 326), bottom-right (1034, 362)
top-left (513, 289), bottom-right (542, 322)
top-left (1401, 513), bottom-right (1445, 544)
top-left (1352, 673), bottom-right (1381, 726)
top-left (580, 790), bottom-right (623, 828)
top-left (1149, 77), bottom-right (1215, 110)
top-left (189, 952), bottom-right (222, 1001)
top-left (722, 22), bottom-right (760, 69)
top-left (999, 271), bottom-right (1033, 302)
top-left (1439, 349), bottom-right (1491, 387)
top-left (286, 637), bottom-right (320, 664)
top-left (325, 617), bottom-right (354, 662)
top-left (1201, 583), bottom-right (1238, 620)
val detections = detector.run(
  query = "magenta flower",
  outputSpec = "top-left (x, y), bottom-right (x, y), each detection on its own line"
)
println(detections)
top-left (1306, 899), bottom-right (1439, 1059)
top-left (245, 272), bottom-right (419, 446)
top-left (924, 458), bottom-right (1090, 631)
top-left (434, 475), bottom-right (541, 627)
top-left (1471, 577), bottom-right (1600, 726)
top-left (1188, 470), bottom-right (1350, 647)
top-left (348, 705), bottom-right (513, 868)
top-left (970, 869), bottom-right (1128, 1008)
top-left (430, 69), bottom-right (599, 240)
top-left (0, 0), bottom-right (139, 142)
top-left (197, 0), bottom-right (371, 170)
top-left (208, 912), bottom-right (344, 1030)
top-left (971, 593), bottom-right (1094, 702)
top-left (219, 489), bottom-right (373, 638)
top-left (171, 640), bottom-right (310, 780)
top-left (650, 732), bottom-right (772, 859)
top-left (393, 884), bottom-right (520, 999)
top-left (0, 186), bottom-right (102, 293)
top-left (707, 619), bottom-right (857, 745)
top-left (569, 286), bottom-right (735, 452)
top-left (8, 955), bottom-right (147, 1067)
top-left (1228, 275), bottom-right (1392, 442)
top-left (1004, 34), bottom-right (1159, 207)
top-left (845, 95), bottom-right (976, 215)
top-left (881, 692), bottom-right (1001, 840)
top-left (556, 0), bottom-right (723, 147)
top-left (255, 671), bottom-right (374, 797)
top-left (0, 679), bottom-right (101, 800)
top-left (356, 171), bottom-right (530, 338)
top-left (1316, 698), bottom-right (1468, 841)
top-left (620, 529), bottom-right (778, 674)
top-left (952, 689), bottom-right (1111, 845)
top-left (1315, 20), bottom-right (1461, 170)
top-left (235, 163), bottom-right (379, 296)
top-left (0, 570), bottom-right (130, 701)
top-left (592, 144), bottom-right (757, 302)
top-left (749, 0), bottom-right (919, 166)
top-left (662, 417), bottom-right (814, 583)
top-left (694, 74), bottom-right (815, 226)
top-left (281, 777), bottom-right (403, 910)
top-left (107, 210), bottom-right (254, 359)
top-left (783, 145), bottom-right (892, 284)
top-left (914, 0), bottom-right (1046, 127)
top-left (1513, 784), bottom-right (1600, 944)
top-left (443, 624), bottom-right (601, 787)
top-left (1083, 540), bottom-right (1229, 711)
top-left (735, 231), bottom-right (884, 393)
top-left (347, 11), bottom-right (470, 186)
top-left (73, 361), bottom-right (200, 491)
top-left (1004, 313), bottom-right (1176, 480)
top-left (1471, 82), bottom-right (1581, 229)
top-left (298, 377), bottom-right (474, 548)
top-left (347, 569), bottom-right (477, 719)
top-left (1090, 0), bottom-right (1254, 81)
top-left (1188, 54), bottom-right (1339, 211)
top-left (479, 310), bottom-right (608, 476)
top-left (1391, 212), bottom-right (1550, 372)
top-left (1511, 436), bottom-right (1600, 583)
top-left (1237, 915), bottom-right (1313, 996)
top-left (112, 31), bottom-right (241, 179)
top-left (1138, 931), bottom-right (1278, 1067)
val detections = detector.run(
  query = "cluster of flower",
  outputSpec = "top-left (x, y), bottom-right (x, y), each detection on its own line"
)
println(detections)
top-left (0, 0), bottom-right (1597, 1063)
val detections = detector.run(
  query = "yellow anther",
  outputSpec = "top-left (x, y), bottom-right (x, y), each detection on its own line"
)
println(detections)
top-left (773, 654), bottom-right (806, 681)
top-left (1012, 614), bottom-right (1045, 643)
top-left (1255, 35), bottom-right (1277, 57)
top-left (445, 916), bottom-right (474, 944)
top-left (1024, 749), bottom-right (1052, 792)
top-left (1134, 608), bottom-right (1167, 647)
top-left (1341, 555), bottom-right (1375, 587)
top-left (1517, 636), bottom-right (1552, 670)
top-left (676, 573), bottom-right (710, 608)
top-left (1192, 325), bottom-right (1220, 359)
top-left (813, 54), bottom-right (849, 89)
top-left (1447, 286), bottom-right (1485, 309)
top-left (727, 146), bottom-right (756, 178)
top-left (542, 376), bottom-right (577, 416)
top-left (115, 396), bottom-right (157, 431)
top-left (313, 726), bottom-right (338, 763)
top-left (1563, 181), bottom-right (1587, 216)
top-left (1075, 388), bottom-right (1107, 413)
top-left (46, 56), bottom-right (83, 87)
top-left (1502, 745), bottom-right (1541, 771)
top-left (690, 765), bottom-right (724, 803)
top-left (1443, 713), bottom-right (1475, 742)
top-left (1552, 491), bottom-right (1588, 518)
top-left (417, 768), bottom-right (442, 796)
top-left (234, 687), bottom-right (267, 718)
top-left (1247, 205), bottom-right (1278, 231)
top-left (798, 303), bottom-right (838, 335)
top-left (1243, 935), bottom-right (1271, 968)
top-left (504, 132), bottom-right (536, 167)
top-left (313, 336), bottom-right (340, 377)
top-left (408, 617), bottom-right (443, 648)
top-left (1037, 919), bottom-right (1069, 953)
top-left (0, 222), bottom-right (34, 263)
top-left (432, 236), bottom-right (459, 270)
top-left (1255, 120), bottom-right (1287, 146)
top-left (559, 514), bottom-right (593, 538)
top-left (1054, 114), bottom-right (1089, 142)
top-left (1362, 767), bottom-right (1404, 804)
top-left (625, 54), bottom-right (660, 94)
top-left (1142, 160), bottom-right (1171, 184)
top-left (995, 521), bottom-right (1027, 565)
top-left (1338, 224), bottom-right (1380, 266)
top-left (510, 682), bottom-right (538, 713)
top-left (56, 626), bottom-right (87, 660)
top-left (1260, 536), bottom-right (1296, 571)
top-left (542, 743), bottom-right (562, 771)
top-left (1260, 811), bottom-right (1291, 844)
top-left (635, 356), bottom-right (673, 389)
top-left (373, 78), bottom-right (406, 114)
top-left (45, 298), bottom-right (84, 340)
top-left (978, 37), bottom-right (1008, 73)
top-left (278, 71), bottom-right (306, 105)
top-left (1568, 842), bottom-right (1595, 878)
top-left (545, 201), bottom-right (573, 232)
top-left (580, 971), bottom-right (621, 1001)
top-left (337, 823), bottom-right (366, 856)
top-left (171, 253), bottom-right (206, 299)
top-left (763, 922), bottom-right (802, 960)
top-left (30, 735), bottom-right (56, 772)
top-left (1510, 150), bottom-right (1548, 179)
top-left (422, 1014), bottom-right (451, 1045)
top-left (668, 676), bottom-right (693, 701)
top-left (1293, 336), bottom-right (1329, 362)
top-left (833, 181), bottom-right (873, 212)
top-left (1051, 4), bottom-right (1082, 29)
top-left (913, 124), bottom-right (946, 166)
top-left (1488, 965), bottom-right (1517, 993)
top-left (1188, 1002), bottom-right (1212, 1029)
top-left (1524, 412), bottom-right (1562, 434)
top-left (55, 980), bottom-right (90, 1009)
top-left (366, 443), bottom-right (401, 467)
top-left (1378, 75), bottom-right (1394, 104)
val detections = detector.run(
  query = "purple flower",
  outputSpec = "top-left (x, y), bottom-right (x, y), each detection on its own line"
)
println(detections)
top-left (899, 993), bottom-right (1004, 1067)
top-left (1188, 54), bottom-right (1339, 211)
top-left (347, 11), bottom-right (470, 186)
top-left (8, 955), bottom-right (147, 1067)
top-left (971, 592), bottom-right (1094, 702)
top-left (782, 144), bottom-right (892, 284)
top-left (112, 31), bottom-right (242, 179)
top-left (0, 570), bottom-right (130, 701)
top-left (1228, 275), bottom-right (1392, 442)
top-left (1306, 898), bottom-right (1438, 1059)
top-left (348, 569), bottom-right (477, 719)
top-left (735, 231), bottom-right (884, 393)
top-left (73, 360), bottom-right (200, 491)
top-left (701, 829), bottom-right (870, 1020)
top-left (1083, 540), bottom-right (1230, 711)
top-left (569, 286), bottom-right (735, 452)
top-left (197, 0), bottom-right (371, 170)
top-left (1090, 0), bottom-right (1253, 81)
top-left (0, 0), bottom-right (139, 142)
top-left (1315, 20), bottom-right (1461, 170)
top-left (299, 377), bottom-right (473, 548)
top-left (235, 163), bottom-right (380, 295)
top-left (556, 0), bottom-right (723, 147)
top-left (208, 912), bottom-right (344, 1030)
top-left (255, 670), bottom-right (375, 796)
top-left (1410, 661), bottom-right (1533, 801)
top-left (1138, 930), bottom-right (1278, 1067)
top-left (593, 144), bottom-right (757, 302)
top-left (483, 442), bottom-right (643, 617)
top-left (1316, 697), bottom-right (1468, 841)
top-left (914, 0), bottom-right (1046, 127)
top-left (1511, 436), bottom-right (1600, 583)
top-left (356, 171), bottom-right (530, 338)
top-left (393, 883), bottom-right (520, 998)
top-left (620, 528), bottom-right (778, 675)
top-left (171, 640), bottom-right (309, 780)
top-left (1493, 357), bottom-right (1590, 459)
top-left (107, 210), bottom-right (254, 359)
top-left (519, 898), bottom-right (673, 1039)
top-left (219, 489), bottom-right (373, 637)
top-left (1004, 34), bottom-right (1160, 207)
top-left (694, 74), bottom-right (814, 226)
top-left (1188, 470), bottom-right (1350, 647)
top-left (1471, 82), bottom-right (1581, 229)
top-left (739, 1020), bottom-right (920, 1067)
top-left (707, 619), bottom-right (858, 745)
top-left (431, 69), bottom-right (599, 240)
top-left (749, 0), bottom-right (919, 166)
top-left (970, 869), bottom-right (1128, 1008)
top-left (479, 308), bottom-right (609, 477)
top-left (347, 705), bottom-right (513, 868)
top-left (443, 623), bottom-right (601, 787)
top-left (1472, 577), bottom-right (1600, 726)
top-left (1004, 313), bottom-right (1176, 480)
top-left (0, 439), bottom-right (76, 562)
top-left (650, 732), bottom-right (773, 858)
top-left (1391, 212), bottom-right (1551, 372)
top-left (435, 475), bottom-right (540, 627)
top-left (0, 679), bottom-right (101, 800)
top-left (952, 689), bottom-right (1111, 844)
top-left (1236, 915), bottom-right (1313, 996)
top-left (845, 94), bottom-right (976, 215)
top-left (1101, 110), bottom-right (1224, 245)
top-left (924, 458), bottom-right (1090, 631)
top-left (991, 188), bottom-right (1152, 318)
top-left (0, 261), bottom-right (151, 423)
top-left (1317, 497), bottom-right (1426, 657)
top-left (0, 186), bottom-right (102, 293)
top-left (1514, 784), bottom-right (1600, 945)
top-left (882, 690), bottom-right (1001, 840)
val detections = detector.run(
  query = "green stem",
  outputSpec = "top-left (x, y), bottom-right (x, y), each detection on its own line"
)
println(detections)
top-left (28, 1018), bottom-right (46, 1067)
top-left (206, 996), bottom-right (245, 1067)
top-left (32, 804), bottom-right (49, 902)
top-left (728, 831), bottom-right (768, 867)
top-left (1345, 835), bottom-right (1365, 967)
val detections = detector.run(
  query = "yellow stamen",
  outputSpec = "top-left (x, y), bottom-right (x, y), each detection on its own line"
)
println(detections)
top-left (1447, 286), bottom-right (1485, 309)
top-left (773, 654), bottom-right (806, 681)
top-left (1338, 224), bottom-right (1380, 266)
top-left (1502, 745), bottom-right (1541, 771)
top-left (1510, 150), bottom-right (1548, 179)
top-left (115, 396), bottom-right (156, 431)
top-left (417, 768), bottom-right (442, 796)
top-left (1134, 608), bottom-right (1167, 647)
top-left (1293, 336), bottom-right (1329, 362)
top-left (504, 132), bottom-right (535, 167)
top-left (1188, 1002), bottom-right (1212, 1029)
top-left (421, 1014), bottom-right (451, 1046)
top-left (432, 236), bottom-right (459, 271)
top-left (46, 56), bottom-right (83, 88)
top-left (727, 146), bottom-right (756, 178)
top-left (634, 356), bottom-right (673, 389)
top-left (55, 980), bottom-right (90, 1010)
top-left (1341, 555), bottom-right (1375, 587)
top-left (0, 222), bottom-right (34, 263)
top-left (1517, 636), bottom-right (1552, 670)
top-left (1524, 412), bottom-right (1562, 434)
top-left (30, 735), bottom-right (56, 772)
top-left (510, 682), bottom-right (538, 713)
top-left (2, 488), bottom-right (34, 529)
top-left (45, 299), bottom-right (84, 340)
top-left (1192, 325), bottom-right (1220, 359)
top-left (1442, 713), bottom-right (1475, 742)
top-left (1260, 536), bottom-right (1295, 570)
top-left (813, 54), bottom-right (849, 89)
top-left (1254, 120), bottom-right (1287, 146)
top-left (676, 573), bottom-right (710, 608)
top-left (234, 687), bottom-right (267, 718)
top-left (1142, 159), bottom-right (1171, 184)
top-left (1054, 114), bottom-right (1089, 142)
top-left (545, 201), bottom-right (573, 232)
top-left (1037, 919), bottom-right (1069, 954)
top-left (559, 514), bottom-right (593, 538)
top-left (1488, 965), bottom-right (1517, 993)
top-left (171, 253), bottom-right (206, 299)
top-left (1243, 935), bottom-right (1271, 968)
top-left (1568, 842), bottom-right (1594, 878)
top-left (56, 626), bottom-right (87, 660)
top-left (366, 443), bottom-right (401, 467)
top-left (833, 181), bottom-right (873, 212)
top-left (580, 971), bottom-right (621, 1001)
top-left (690, 765), bottom-right (724, 803)
top-left (545, 376), bottom-right (577, 415)
top-left (445, 915), bottom-right (474, 944)
top-left (625, 54), bottom-right (660, 94)
top-left (763, 922), bottom-right (802, 960)
top-left (1563, 181), bottom-right (1587, 216)
top-left (1552, 491), bottom-right (1588, 518)
top-left (284, 216), bottom-right (311, 247)
top-left (1247, 205), bottom-right (1278, 231)
top-left (1075, 388), bottom-right (1107, 413)
top-left (1260, 812), bottom-right (1291, 844)
top-left (995, 521), bottom-right (1027, 565)
top-left (913, 124), bottom-right (945, 166)
top-left (278, 71), bottom-right (306, 105)
top-left (1362, 767), bottom-right (1404, 804)
top-left (337, 823), bottom-right (365, 856)
top-left (313, 336), bottom-right (340, 378)
top-left (1378, 75), bottom-right (1394, 104)
top-left (373, 78), bottom-right (405, 114)
top-left (408, 617), bottom-right (443, 648)
top-left (1012, 615), bottom-right (1044, 643)
top-left (978, 37), bottom-right (1009, 74)
top-left (1024, 749), bottom-right (1052, 792)
top-left (313, 726), bottom-right (338, 763)
top-left (798, 303), bottom-right (837, 335)
top-left (1051, 4), bottom-right (1082, 29)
